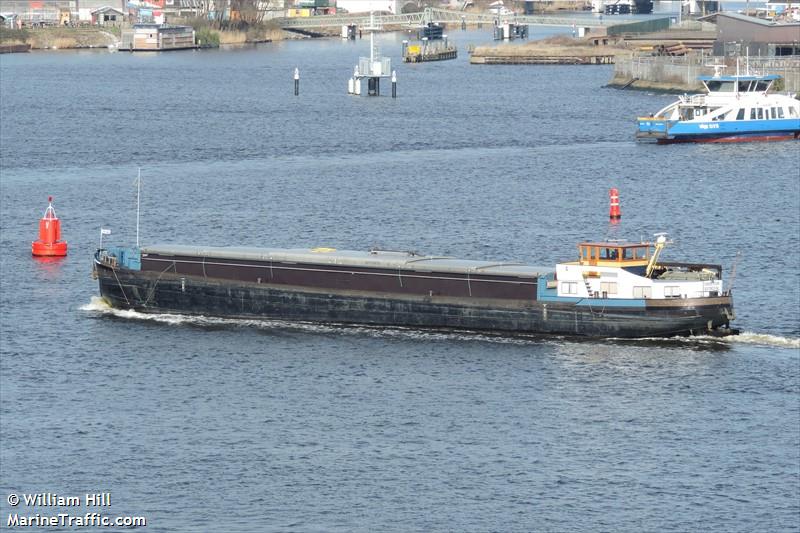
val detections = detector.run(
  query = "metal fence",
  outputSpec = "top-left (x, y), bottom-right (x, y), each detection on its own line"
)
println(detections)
top-left (606, 18), bottom-right (672, 37)
top-left (614, 54), bottom-right (800, 93)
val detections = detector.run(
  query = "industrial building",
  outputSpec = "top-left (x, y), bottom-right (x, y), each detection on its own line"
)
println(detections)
top-left (709, 12), bottom-right (800, 56)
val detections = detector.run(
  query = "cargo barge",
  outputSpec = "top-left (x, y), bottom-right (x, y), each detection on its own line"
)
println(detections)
top-left (93, 235), bottom-right (738, 338)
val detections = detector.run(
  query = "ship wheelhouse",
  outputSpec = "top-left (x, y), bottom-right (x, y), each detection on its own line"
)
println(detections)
top-left (701, 74), bottom-right (778, 94)
top-left (577, 242), bottom-right (651, 268)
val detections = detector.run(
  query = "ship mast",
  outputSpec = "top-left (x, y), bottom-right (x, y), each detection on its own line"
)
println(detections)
top-left (136, 167), bottom-right (141, 248)
top-left (646, 233), bottom-right (669, 278)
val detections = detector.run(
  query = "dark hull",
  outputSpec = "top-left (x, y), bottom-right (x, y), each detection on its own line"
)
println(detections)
top-left (95, 261), bottom-right (735, 339)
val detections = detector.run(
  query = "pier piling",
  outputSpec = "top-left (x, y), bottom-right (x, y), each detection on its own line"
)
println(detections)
top-left (391, 70), bottom-right (397, 98)
top-left (293, 67), bottom-right (299, 96)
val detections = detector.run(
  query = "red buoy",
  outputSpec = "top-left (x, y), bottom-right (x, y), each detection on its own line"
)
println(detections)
top-left (609, 188), bottom-right (621, 220)
top-left (32, 196), bottom-right (68, 257)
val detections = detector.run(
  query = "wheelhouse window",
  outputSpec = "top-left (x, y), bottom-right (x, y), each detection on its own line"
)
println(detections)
top-left (580, 244), bottom-right (649, 264)
top-left (755, 81), bottom-right (770, 92)
top-left (737, 81), bottom-right (751, 92)
top-left (600, 248), bottom-right (619, 260)
top-left (705, 80), bottom-right (736, 92)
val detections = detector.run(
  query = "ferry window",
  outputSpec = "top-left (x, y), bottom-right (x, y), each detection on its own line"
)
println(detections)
top-left (737, 81), bottom-right (750, 92)
top-left (757, 108), bottom-right (764, 120)
top-left (771, 107), bottom-right (777, 119)
top-left (633, 286), bottom-right (652, 299)
top-left (736, 108), bottom-right (745, 120)
top-left (561, 282), bottom-right (577, 295)
top-left (777, 108), bottom-right (785, 118)
top-left (755, 81), bottom-right (769, 92)
top-left (600, 282), bottom-right (618, 295)
top-left (790, 107), bottom-right (798, 117)
top-left (622, 248), bottom-right (632, 260)
top-left (750, 108), bottom-right (757, 120)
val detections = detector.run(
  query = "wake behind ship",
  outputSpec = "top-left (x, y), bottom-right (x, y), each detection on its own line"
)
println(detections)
top-left (93, 234), bottom-right (737, 339)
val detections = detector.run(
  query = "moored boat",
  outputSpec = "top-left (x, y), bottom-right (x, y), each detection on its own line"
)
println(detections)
top-left (93, 234), bottom-right (738, 338)
top-left (636, 71), bottom-right (800, 143)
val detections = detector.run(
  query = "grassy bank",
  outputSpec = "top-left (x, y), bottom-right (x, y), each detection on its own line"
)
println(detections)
top-left (0, 26), bottom-right (119, 49)
top-left (175, 18), bottom-right (299, 47)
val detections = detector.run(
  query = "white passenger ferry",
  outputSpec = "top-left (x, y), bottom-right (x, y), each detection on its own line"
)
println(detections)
top-left (637, 71), bottom-right (800, 143)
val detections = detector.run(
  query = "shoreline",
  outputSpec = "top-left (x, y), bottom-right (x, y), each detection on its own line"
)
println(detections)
top-left (0, 24), bottom-right (305, 53)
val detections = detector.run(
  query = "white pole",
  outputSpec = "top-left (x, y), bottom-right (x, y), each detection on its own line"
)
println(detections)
top-left (370, 29), bottom-right (374, 65)
top-left (369, 11), bottom-right (374, 64)
top-left (136, 167), bottom-right (141, 248)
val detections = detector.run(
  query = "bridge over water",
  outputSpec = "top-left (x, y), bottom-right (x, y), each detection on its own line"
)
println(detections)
top-left (277, 7), bottom-right (645, 30)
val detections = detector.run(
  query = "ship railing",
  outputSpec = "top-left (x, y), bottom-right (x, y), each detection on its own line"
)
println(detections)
top-left (96, 249), bottom-right (118, 268)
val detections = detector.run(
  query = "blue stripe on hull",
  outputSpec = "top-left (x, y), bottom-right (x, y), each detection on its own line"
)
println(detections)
top-left (666, 118), bottom-right (800, 136)
top-left (639, 117), bottom-right (800, 143)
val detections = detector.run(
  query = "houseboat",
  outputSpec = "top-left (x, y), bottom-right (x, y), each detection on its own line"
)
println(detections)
top-left (120, 24), bottom-right (197, 51)
top-left (637, 72), bottom-right (800, 143)
top-left (93, 234), bottom-right (737, 338)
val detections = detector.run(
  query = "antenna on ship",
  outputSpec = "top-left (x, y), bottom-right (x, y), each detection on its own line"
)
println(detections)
top-left (746, 46), bottom-right (749, 76)
top-left (136, 167), bottom-right (141, 248)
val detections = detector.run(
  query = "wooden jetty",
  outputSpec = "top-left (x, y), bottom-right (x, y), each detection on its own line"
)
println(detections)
top-left (471, 54), bottom-right (614, 65)
top-left (402, 38), bottom-right (457, 63)
top-left (470, 37), bottom-right (622, 66)
top-left (404, 47), bottom-right (457, 63)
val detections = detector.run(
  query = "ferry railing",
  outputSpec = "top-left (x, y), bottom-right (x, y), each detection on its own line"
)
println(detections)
top-left (678, 94), bottom-right (706, 105)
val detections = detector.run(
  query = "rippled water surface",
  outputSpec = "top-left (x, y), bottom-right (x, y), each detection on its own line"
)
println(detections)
top-left (1, 30), bottom-right (799, 532)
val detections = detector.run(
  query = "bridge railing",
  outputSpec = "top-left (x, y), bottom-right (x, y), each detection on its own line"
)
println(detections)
top-left (277, 8), bottom-right (621, 29)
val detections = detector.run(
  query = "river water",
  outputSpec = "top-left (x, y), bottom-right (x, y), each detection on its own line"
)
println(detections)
top-left (1, 29), bottom-right (798, 532)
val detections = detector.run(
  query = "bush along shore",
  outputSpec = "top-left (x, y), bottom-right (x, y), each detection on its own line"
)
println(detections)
top-left (0, 27), bottom-right (119, 51)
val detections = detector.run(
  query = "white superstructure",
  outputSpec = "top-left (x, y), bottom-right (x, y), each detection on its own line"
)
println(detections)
top-left (555, 235), bottom-right (725, 300)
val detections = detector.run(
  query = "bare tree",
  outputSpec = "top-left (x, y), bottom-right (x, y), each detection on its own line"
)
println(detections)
top-left (230, 0), bottom-right (264, 25)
